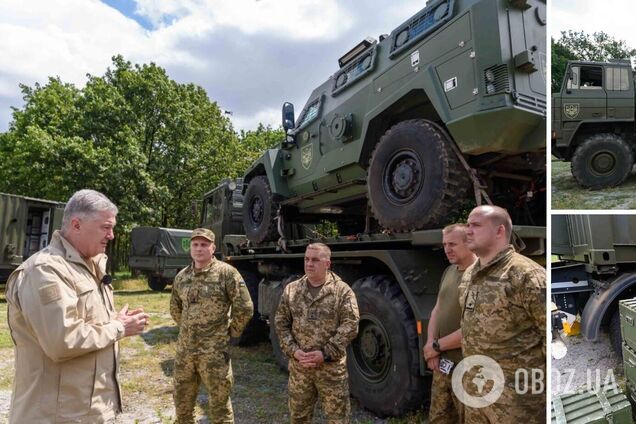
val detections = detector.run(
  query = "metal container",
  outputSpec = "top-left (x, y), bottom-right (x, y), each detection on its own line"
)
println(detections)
top-left (551, 384), bottom-right (632, 423)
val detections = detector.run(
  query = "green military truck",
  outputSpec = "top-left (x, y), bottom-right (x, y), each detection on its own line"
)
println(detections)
top-left (203, 179), bottom-right (545, 417)
top-left (552, 59), bottom-right (636, 189)
top-left (241, 0), bottom-right (546, 244)
top-left (201, 0), bottom-right (547, 416)
top-left (0, 193), bottom-right (64, 283)
top-left (129, 227), bottom-right (193, 291)
top-left (552, 214), bottom-right (636, 358)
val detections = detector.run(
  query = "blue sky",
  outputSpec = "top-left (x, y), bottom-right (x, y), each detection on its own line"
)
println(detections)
top-left (102, 0), bottom-right (155, 30)
top-left (0, 0), bottom-right (424, 133)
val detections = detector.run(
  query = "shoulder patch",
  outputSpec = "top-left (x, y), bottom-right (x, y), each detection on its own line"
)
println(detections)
top-left (39, 283), bottom-right (61, 305)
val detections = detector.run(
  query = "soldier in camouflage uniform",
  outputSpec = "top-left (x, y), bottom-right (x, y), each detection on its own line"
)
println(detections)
top-left (458, 206), bottom-right (546, 423)
top-left (275, 243), bottom-right (360, 423)
top-left (424, 223), bottom-right (476, 424)
top-left (170, 228), bottom-right (253, 424)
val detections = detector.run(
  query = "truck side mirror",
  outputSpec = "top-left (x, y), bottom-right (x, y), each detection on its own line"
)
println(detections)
top-left (565, 69), bottom-right (573, 94)
top-left (282, 102), bottom-right (295, 131)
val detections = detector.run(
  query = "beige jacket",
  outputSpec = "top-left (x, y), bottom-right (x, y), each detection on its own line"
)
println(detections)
top-left (6, 231), bottom-right (125, 423)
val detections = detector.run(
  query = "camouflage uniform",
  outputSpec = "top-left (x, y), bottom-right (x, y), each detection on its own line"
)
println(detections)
top-left (170, 258), bottom-right (253, 424)
top-left (275, 271), bottom-right (359, 423)
top-left (458, 245), bottom-right (546, 424)
top-left (429, 265), bottom-right (464, 424)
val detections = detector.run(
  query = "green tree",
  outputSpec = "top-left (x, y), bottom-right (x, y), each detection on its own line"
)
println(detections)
top-left (0, 56), bottom-right (275, 232)
top-left (552, 31), bottom-right (636, 92)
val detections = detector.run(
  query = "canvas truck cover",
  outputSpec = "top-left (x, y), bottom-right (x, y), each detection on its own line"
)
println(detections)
top-left (130, 227), bottom-right (193, 257)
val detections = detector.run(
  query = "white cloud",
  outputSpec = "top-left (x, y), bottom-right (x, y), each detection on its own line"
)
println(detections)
top-left (551, 0), bottom-right (636, 47)
top-left (231, 107), bottom-right (281, 133)
top-left (136, 0), bottom-right (350, 40)
top-left (0, 0), bottom-right (429, 133)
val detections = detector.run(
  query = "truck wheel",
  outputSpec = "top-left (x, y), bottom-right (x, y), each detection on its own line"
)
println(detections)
top-left (367, 119), bottom-right (469, 231)
top-left (243, 176), bottom-right (279, 243)
top-left (348, 275), bottom-right (427, 417)
top-left (148, 276), bottom-right (168, 291)
top-left (232, 270), bottom-right (269, 346)
top-left (610, 309), bottom-right (623, 359)
top-left (571, 134), bottom-right (633, 189)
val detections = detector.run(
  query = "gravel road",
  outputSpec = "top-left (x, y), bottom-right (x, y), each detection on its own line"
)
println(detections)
top-left (551, 329), bottom-right (624, 397)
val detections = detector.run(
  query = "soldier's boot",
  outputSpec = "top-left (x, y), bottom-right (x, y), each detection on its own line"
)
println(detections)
top-left (288, 364), bottom-right (318, 423)
top-left (174, 354), bottom-right (201, 424)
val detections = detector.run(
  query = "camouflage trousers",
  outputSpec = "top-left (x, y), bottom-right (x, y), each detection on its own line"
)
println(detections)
top-left (429, 368), bottom-right (464, 423)
top-left (173, 349), bottom-right (234, 424)
top-left (288, 359), bottom-right (350, 423)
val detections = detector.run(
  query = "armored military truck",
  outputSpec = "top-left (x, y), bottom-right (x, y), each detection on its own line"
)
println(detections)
top-left (552, 214), bottom-right (636, 358)
top-left (552, 59), bottom-right (636, 189)
top-left (0, 193), bottom-right (64, 283)
top-left (202, 178), bottom-right (546, 417)
top-left (129, 226), bottom-right (193, 291)
top-left (242, 0), bottom-right (546, 244)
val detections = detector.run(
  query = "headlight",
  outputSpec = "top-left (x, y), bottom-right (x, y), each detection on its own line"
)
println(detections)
top-left (485, 69), bottom-right (495, 83)
top-left (486, 83), bottom-right (496, 94)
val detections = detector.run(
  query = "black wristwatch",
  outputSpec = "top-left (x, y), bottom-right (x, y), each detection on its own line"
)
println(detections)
top-left (321, 349), bottom-right (332, 362)
top-left (432, 339), bottom-right (442, 353)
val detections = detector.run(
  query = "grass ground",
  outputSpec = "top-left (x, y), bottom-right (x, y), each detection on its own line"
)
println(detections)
top-left (0, 276), bottom-right (427, 423)
top-left (551, 158), bottom-right (636, 210)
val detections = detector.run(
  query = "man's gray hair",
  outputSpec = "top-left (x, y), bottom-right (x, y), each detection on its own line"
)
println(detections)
top-left (61, 189), bottom-right (118, 230)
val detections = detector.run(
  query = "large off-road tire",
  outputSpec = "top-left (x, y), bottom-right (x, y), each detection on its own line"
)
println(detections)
top-left (231, 270), bottom-right (269, 346)
top-left (243, 175), bottom-right (279, 243)
top-left (367, 119), bottom-right (470, 231)
top-left (348, 275), bottom-right (427, 417)
top-left (148, 275), bottom-right (168, 292)
top-left (571, 134), bottom-right (634, 189)
top-left (610, 309), bottom-right (623, 359)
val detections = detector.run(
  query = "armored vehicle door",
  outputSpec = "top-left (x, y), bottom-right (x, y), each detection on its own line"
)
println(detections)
top-left (560, 63), bottom-right (607, 123)
top-left (604, 65), bottom-right (634, 121)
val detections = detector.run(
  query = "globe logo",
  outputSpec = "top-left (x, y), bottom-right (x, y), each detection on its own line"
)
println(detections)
top-left (451, 355), bottom-right (505, 408)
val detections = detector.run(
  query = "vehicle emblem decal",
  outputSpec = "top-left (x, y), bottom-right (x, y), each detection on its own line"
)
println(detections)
top-left (301, 143), bottom-right (313, 170)
top-left (563, 103), bottom-right (580, 119)
top-left (182, 238), bottom-right (190, 252)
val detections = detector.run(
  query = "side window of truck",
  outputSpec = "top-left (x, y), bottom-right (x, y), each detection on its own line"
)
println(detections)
top-left (579, 66), bottom-right (603, 89)
top-left (605, 67), bottom-right (630, 91)
top-left (566, 66), bottom-right (580, 90)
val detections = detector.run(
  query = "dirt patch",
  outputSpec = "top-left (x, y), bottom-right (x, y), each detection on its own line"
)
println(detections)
top-left (551, 328), bottom-right (624, 397)
top-left (552, 158), bottom-right (636, 210)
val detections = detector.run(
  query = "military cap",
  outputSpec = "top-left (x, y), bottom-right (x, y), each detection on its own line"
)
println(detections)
top-left (190, 228), bottom-right (215, 242)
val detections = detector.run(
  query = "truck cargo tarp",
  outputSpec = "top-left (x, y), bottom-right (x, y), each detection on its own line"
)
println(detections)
top-left (130, 227), bottom-right (193, 257)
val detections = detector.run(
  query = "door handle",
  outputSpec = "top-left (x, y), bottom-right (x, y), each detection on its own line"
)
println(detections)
top-left (592, 113), bottom-right (602, 117)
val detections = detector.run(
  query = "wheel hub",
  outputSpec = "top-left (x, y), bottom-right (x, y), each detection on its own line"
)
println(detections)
top-left (383, 150), bottom-right (422, 204)
top-left (360, 327), bottom-right (381, 358)
top-left (351, 315), bottom-right (391, 382)
top-left (250, 197), bottom-right (264, 224)
top-left (590, 151), bottom-right (616, 175)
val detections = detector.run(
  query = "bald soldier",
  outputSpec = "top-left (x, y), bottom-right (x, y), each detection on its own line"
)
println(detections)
top-left (424, 223), bottom-right (476, 423)
top-left (275, 243), bottom-right (360, 423)
top-left (459, 206), bottom-right (546, 423)
top-left (170, 228), bottom-right (253, 424)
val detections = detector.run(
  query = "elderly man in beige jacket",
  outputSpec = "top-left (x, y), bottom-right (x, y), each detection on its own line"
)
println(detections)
top-left (6, 189), bottom-right (149, 423)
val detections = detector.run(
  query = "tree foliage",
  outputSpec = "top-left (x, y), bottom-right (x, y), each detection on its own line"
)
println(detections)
top-left (0, 55), bottom-right (282, 232)
top-left (551, 31), bottom-right (636, 92)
